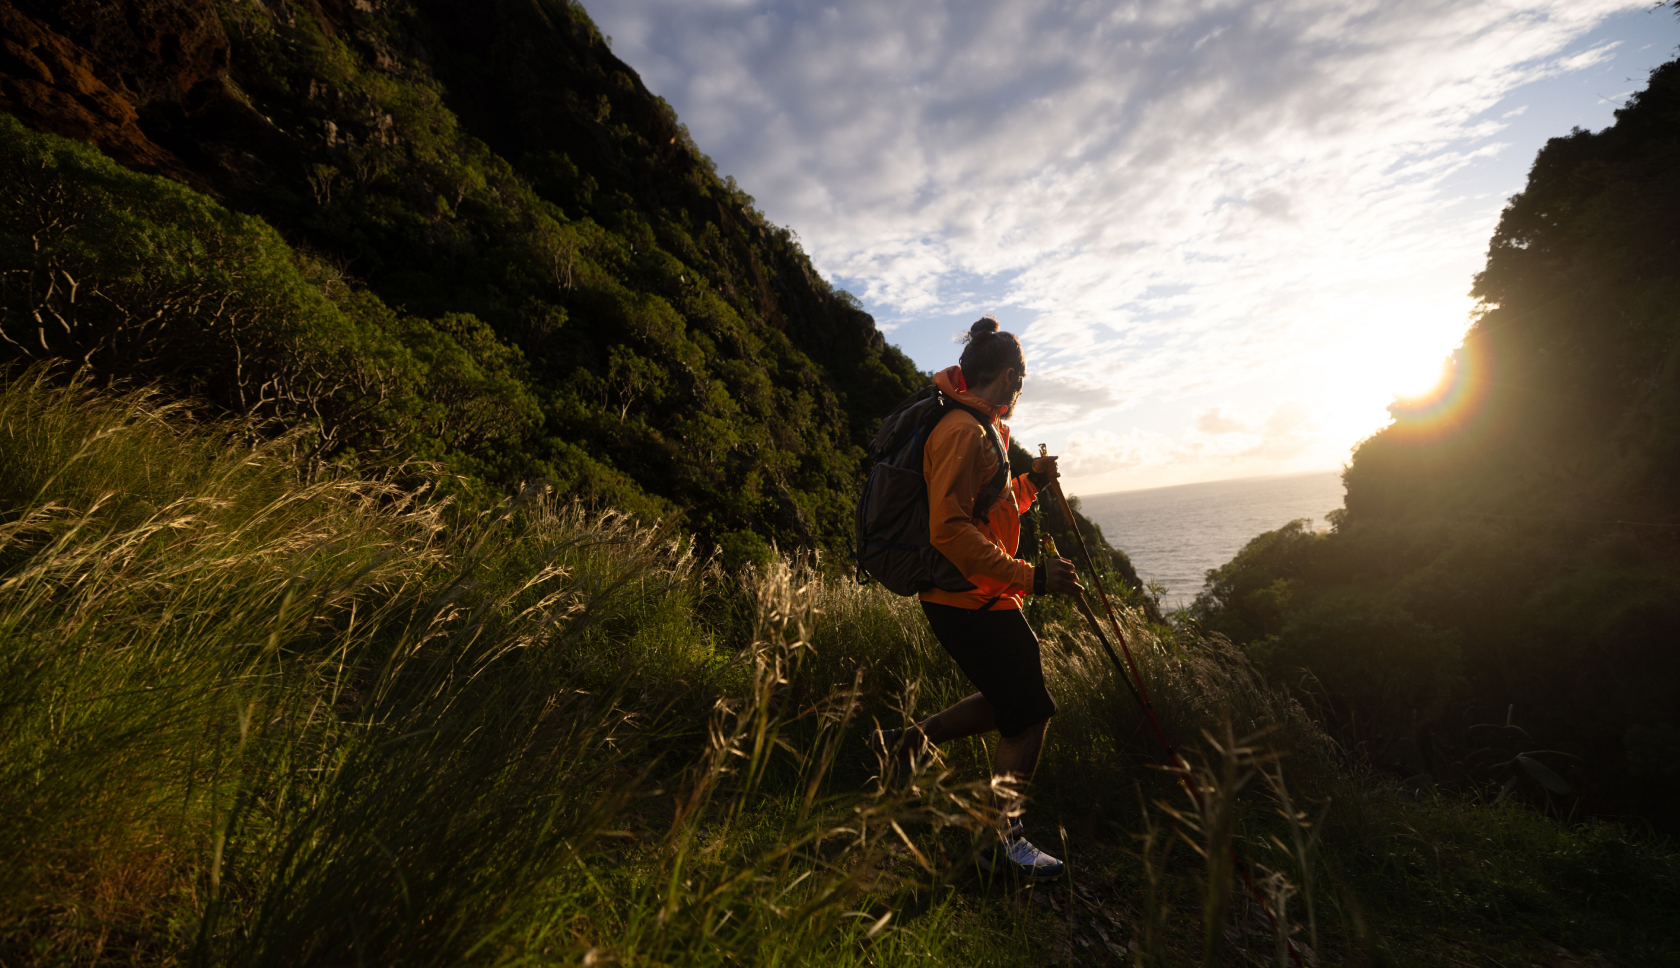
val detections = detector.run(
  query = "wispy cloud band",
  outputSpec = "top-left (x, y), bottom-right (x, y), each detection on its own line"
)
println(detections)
top-left (595, 0), bottom-right (1651, 487)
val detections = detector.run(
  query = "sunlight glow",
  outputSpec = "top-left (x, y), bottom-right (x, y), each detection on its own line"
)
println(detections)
top-left (1355, 301), bottom-right (1468, 400)
top-left (1300, 294), bottom-right (1474, 469)
top-left (1308, 291), bottom-right (1474, 435)
top-left (1388, 339), bottom-right (1490, 437)
top-left (1387, 355), bottom-right (1451, 401)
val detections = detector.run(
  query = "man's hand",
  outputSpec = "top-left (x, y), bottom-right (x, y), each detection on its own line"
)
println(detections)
top-left (1031, 454), bottom-right (1060, 481)
top-left (1044, 557), bottom-right (1082, 596)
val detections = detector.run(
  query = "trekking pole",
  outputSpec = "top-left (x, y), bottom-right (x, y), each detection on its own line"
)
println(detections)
top-left (1042, 533), bottom-right (1145, 715)
top-left (1036, 445), bottom-right (1173, 754)
top-left (1037, 445), bottom-right (1303, 966)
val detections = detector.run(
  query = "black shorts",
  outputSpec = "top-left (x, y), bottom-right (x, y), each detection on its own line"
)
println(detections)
top-left (921, 602), bottom-right (1057, 738)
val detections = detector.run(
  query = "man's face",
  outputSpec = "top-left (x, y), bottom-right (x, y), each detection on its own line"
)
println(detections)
top-left (1004, 367), bottom-right (1024, 417)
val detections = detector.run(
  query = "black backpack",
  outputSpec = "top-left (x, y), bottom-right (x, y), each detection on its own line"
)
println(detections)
top-left (854, 386), bottom-right (1010, 594)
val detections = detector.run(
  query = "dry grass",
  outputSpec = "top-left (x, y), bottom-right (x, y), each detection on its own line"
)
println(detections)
top-left (3, 370), bottom-right (1673, 967)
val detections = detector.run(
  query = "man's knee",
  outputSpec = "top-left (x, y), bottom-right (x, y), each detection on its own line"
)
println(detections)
top-left (999, 708), bottom-right (1053, 741)
top-left (1000, 690), bottom-right (1056, 738)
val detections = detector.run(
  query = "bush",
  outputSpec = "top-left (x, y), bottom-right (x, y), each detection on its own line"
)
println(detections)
top-left (1255, 596), bottom-right (1465, 751)
top-left (715, 528), bottom-right (775, 571)
top-left (0, 116), bottom-right (536, 468)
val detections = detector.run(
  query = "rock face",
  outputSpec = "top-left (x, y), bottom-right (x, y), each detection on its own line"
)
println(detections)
top-left (0, 0), bottom-right (232, 187)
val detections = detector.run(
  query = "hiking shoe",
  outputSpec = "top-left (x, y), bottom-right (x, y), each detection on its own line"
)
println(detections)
top-left (979, 832), bottom-right (1065, 880)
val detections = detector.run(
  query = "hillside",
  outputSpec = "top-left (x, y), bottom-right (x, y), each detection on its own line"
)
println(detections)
top-left (5, 371), bottom-right (1675, 966)
top-left (0, 146), bottom-right (1661, 961)
top-left (4, 3), bottom-right (1678, 964)
top-left (1190, 59), bottom-right (1680, 828)
top-left (0, 0), bottom-right (923, 558)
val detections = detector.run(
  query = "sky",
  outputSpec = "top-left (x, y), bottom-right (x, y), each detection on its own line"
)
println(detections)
top-left (590, 0), bottom-right (1680, 495)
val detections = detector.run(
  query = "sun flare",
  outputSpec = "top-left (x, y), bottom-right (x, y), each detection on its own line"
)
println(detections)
top-left (1349, 302), bottom-right (1468, 402)
top-left (1387, 355), bottom-right (1451, 401)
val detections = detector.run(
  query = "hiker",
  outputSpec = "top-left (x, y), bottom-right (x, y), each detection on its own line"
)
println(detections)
top-left (876, 316), bottom-right (1082, 880)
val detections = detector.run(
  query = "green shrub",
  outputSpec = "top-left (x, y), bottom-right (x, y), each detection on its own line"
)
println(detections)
top-left (1256, 596), bottom-right (1465, 744)
top-left (0, 116), bottom-right (537, 470)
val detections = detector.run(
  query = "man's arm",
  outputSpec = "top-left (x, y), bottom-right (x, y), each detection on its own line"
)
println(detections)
top-left (924, 417), bottom-right (1035, 592)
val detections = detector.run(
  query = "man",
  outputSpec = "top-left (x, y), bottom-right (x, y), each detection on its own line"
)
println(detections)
top-left (877, 316), bottom-right (1082, 879)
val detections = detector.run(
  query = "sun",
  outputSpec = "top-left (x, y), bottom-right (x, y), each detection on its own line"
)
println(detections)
top-left (1340, 329), bottom-right (1454, 402)
top-left (1386, 353), bottom-right (1450, 401)
top-left (1348, 302), bottom-right (1466, 402)
top-left (1306, 298), bottom-right (1477, 447)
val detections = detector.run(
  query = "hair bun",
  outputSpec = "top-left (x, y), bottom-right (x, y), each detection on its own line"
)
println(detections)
top-left (965, 316), bottom-right (1000, 343)
top-left (957, 315), bottom-right (1025, 387)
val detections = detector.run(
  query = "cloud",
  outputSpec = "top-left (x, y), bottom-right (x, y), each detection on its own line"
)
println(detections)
top-left (1060, 400), bottom-right (1323, 484)
top-left (1062, 428), bottom-right (1175, 479)
top-left (1012, 371), bottom-right (1124, 428)
top-left (590, 0), bottom-right (1649, 483)
top-left (1195, 407), bottom-right (1249, 435)
top-left (1247, 400), bottom-right (1315, 460)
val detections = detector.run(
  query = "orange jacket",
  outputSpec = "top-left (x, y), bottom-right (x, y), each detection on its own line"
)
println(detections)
top-left (919, 366), bottom-right (1040, 610)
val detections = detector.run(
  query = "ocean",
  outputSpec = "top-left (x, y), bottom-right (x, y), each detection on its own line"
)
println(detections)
top-left (1075, 471), bottom-right (1346, 610)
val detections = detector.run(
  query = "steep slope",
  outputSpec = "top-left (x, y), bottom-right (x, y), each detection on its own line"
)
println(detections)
top-left (1190, 59), bottom-right (1680, 826)
top-left (0, 0), bottom-right (923, 555)
top-left (0, 0), bottom-right (231, 186)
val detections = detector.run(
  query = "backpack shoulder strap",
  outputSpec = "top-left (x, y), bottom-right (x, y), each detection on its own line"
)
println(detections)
top-left (943, 400), bottom-right (1011, 521)
top-left (869, 385), bottom-right (943, 461)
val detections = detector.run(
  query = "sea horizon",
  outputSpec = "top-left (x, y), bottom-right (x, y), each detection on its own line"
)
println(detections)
top-left (1077, 467), bottom-right (1343, 501)
top-left (1075, 470), bottom-right (1347, 609)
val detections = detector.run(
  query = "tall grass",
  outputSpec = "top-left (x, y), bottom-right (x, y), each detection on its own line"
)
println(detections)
top-left (3, 370), bottom-right (1674, 967)
top-left (0, 371), bottom-right (1016, 965)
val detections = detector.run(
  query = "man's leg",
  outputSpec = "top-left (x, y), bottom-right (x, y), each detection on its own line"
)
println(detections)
top-left (993, 718), bottom-right (1047, 783)
top-left (896, 698), bottom-right (1045, 779)
top-left (992, 719), bottom-right (1048, 838)
top-left (914, 691), bottom-right (993, 745)
top-left (910, 604), bottom-right (1063, 877)
top-left (873, 693), bottom-right (991, 778)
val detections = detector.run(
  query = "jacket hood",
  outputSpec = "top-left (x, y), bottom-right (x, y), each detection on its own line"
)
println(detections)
top-left (934, 366), bottom-right (1004, 418)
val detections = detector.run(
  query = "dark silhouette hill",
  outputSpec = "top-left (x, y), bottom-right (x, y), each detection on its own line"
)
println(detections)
top-left (1191, 58), bottom-right (1680, 827)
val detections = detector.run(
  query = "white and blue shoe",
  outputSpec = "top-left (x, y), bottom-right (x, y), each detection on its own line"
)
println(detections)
top-left (979, 828), bottom-right (1065, 880)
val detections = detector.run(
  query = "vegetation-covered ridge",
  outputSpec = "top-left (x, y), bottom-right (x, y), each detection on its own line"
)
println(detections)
top-left (2, 3), bottom-right (1676, 963)
top-left (1190, 57), bottom-right (1680, 829)
top-left (0, 0), bottom-right (926, 559)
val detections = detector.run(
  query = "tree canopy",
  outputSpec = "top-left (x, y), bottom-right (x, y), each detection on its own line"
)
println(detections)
top-left (1190, 59), bottom-right (1680, 826)
top-left (0, 0), bottom-right (927, 555)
